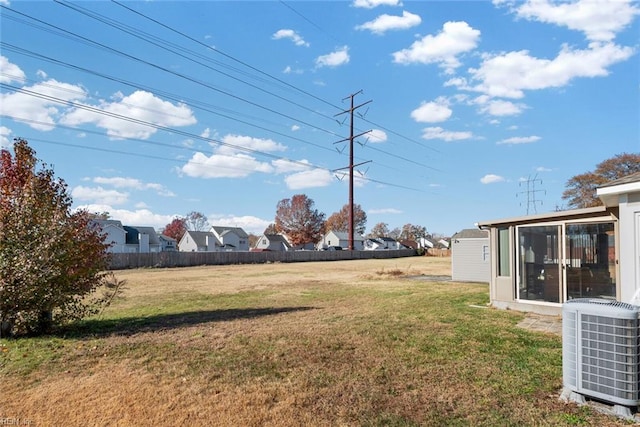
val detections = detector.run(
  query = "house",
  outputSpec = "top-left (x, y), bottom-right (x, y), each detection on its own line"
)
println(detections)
top-left (158, 234), bottom-right (177, 252)
top-left (317, 230), bottom-right (365, 250)
top-left (450, 229), bottom-right (489, 282)
top-left (477, 172), bottom-right (640, 315)
top-left (123, 226), bottom-right (162, 253)
top-left (438, 239), bottom-right (450, 249)
top-left (211, 226), bottom-right (250, 251)
top-left (253, 234), bottom-right (292, 251)
top-left (399, 239), bottom-right (418, 250)
top-left (178, 230), bottom-right (219, 252)
top-left (417, 237), bottom-right (435, 249)
top-left (90, 219), bottom-right (127, 253)
top-left (364, 236), bottom-right (404, 251)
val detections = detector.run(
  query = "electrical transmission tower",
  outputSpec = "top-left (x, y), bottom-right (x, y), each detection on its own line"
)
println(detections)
top-left (517, 173), bottom-right (546, 215)
top-left (334, 90), bottom-right (372, 250)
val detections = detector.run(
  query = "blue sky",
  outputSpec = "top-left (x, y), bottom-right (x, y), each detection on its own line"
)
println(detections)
top-left (1, 0), bottom-right (638, 237)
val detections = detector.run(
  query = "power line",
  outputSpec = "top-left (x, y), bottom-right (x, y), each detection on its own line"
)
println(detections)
top-left (2, 4), bottom-right (438, 177)
top-left (108, 1), bottom-right (441, 162)
top-left (1, 3), bottom-right (438, 190)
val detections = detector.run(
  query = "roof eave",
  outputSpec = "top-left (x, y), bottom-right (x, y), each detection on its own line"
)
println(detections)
top-left (477, 206), bottom-right (609, 228)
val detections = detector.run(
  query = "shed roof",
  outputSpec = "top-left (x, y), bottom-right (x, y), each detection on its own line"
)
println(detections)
top-left (452, 229), bottom-right (488, 239)
top-left (477, 206), bottom-right (609, 228)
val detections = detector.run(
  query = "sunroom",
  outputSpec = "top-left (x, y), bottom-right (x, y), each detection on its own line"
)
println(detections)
top-left (478, 172), bottom-right (640, 316)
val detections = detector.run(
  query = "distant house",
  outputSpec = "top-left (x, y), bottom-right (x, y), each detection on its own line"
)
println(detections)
top-left (178, 231), bottom-right (219, 252)
top-left (364, 236), bottom-right (405, 251)
top-left (438, 239), bottom-right (450, 249)
top-left (417, 237), bottom-right (435, 249)
top-left (211, 226), bottom-right (250, 251)
top-left (317, 231), bottom-right (365, 250)
top-left (291, 242), bottom-right (317, 251)
top-left (90, 219), bottom-right (127, 253)
top-left (450, 229), bottom-right (489, 282)
top-left (158, 234), bottom-right (177, 252)
top-left (123, 226), bottom-right (162, 253)
top-left (254, 234), bottom-right (291, 252)
top-left (399, 239), bottom-right (418, 250)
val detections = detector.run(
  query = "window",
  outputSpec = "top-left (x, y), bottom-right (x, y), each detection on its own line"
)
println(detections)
top-left (497, 227), bottom-right (510, 276)
top-left (517, 225), bottom-right (561, 303)
top-left (565, 222), bottom-right (616, 300)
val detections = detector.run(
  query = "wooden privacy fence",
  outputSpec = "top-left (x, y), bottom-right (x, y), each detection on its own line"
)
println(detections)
top-left (109, 249), bottom-right (417, 270)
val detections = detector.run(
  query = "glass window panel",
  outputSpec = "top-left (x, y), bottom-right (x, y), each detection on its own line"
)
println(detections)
top-left (498, 228), bottom-right (510, 276)
top-left (566, 222), bottom-right (616, 300)
top-left (518, 225), bottom-right (560, 303)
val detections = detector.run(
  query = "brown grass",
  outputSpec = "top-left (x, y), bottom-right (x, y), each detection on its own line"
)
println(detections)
top-left (0, 257), bottom-right (629, 426)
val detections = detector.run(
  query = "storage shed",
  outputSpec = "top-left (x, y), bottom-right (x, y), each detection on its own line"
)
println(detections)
top-left (451, 228), bottom-right (490, 282)
top-left (477, 172), bottom-right (640, 316)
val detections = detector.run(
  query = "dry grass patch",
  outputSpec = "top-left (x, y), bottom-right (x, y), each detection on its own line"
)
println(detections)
top-left (0, 257), bottom-right (629, 426)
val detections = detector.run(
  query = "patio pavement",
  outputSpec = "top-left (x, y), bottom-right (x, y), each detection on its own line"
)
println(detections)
top-left (517, 313), bottom-right (562, 335)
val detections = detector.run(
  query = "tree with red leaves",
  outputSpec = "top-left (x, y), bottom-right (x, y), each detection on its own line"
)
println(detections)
top-left (275, 194), bottom-right (325, 247)
top-left (162, 217), bottom-right (187, 242)
top-left (324, 204), bottom-right (367, 235)
top-left (0, 139), bottom-right (111, 336)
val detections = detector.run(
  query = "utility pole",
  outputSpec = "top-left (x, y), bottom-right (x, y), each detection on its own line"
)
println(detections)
top-left (334, 90), bottom-right (372, 250)
top-left (517, 173), bottom-right (546, 215)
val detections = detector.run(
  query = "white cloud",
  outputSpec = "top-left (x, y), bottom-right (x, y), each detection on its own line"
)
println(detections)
top-left (536, 166), bottom-right (552, 172)
top-left (410, 97), bottom-right (452, 123)
top-left (92, 176), bottom-right (175, 196)
top-left (315, 46), bottom-right (350, 68)
top-left (392, 21), bottom-right (480, 73)
top-left (356, 10), bottom-right (421, 34)
top-left (272, 158), bottom-right (311, 174)
top-left (283, 66), bottom-right (304, 75)
top-left (0, 56), bottom-right (25, 83)
top-left (75, 204), bottom-right (176, 230)
top-left (207, 214), bottom-right (272, 235)
top-left (200, 127), bottom-right (211, 139)
top-left (60, 90), bottom-right (196, 139)
top-left (421, 127), bottom-right (473, 142)
top-left (0, 126), bottom-right (12, 148)
top-left (369, 208), bottom-right (403, 214)
top-left (510, 0), bottom-right (640, 42)
top-left (467, 42), bottom-right (634, 99)
top-left (216, 134), bottom-right (286, 156)
top-left (353, 0), bottom-right (402, 8)
top-left (0, 78), bottom-right (88, 131)
top-left (71, 186), bottom-right (129, 205)
top-left (480, 99), bottom-right (525, 116)
top-left (181, 152), bottom-right (274, 179)
top-left (480, 174), bottom-right (505, 184)
top-left (284, 169), bottom-right (333, 189)
top-left (497, 135), bottom-right (541, 145)
top-left (272, 29), bottom-right (310, 47)
top-left (367, 129), bottom-right (388, 143)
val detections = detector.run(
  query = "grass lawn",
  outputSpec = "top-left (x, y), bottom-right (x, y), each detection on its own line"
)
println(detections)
top-left (0, 256), bottom-right (628, 426)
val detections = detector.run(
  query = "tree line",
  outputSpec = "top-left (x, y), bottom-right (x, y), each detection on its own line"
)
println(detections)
top-left (161, 195), bottom-right (433, 248)
top-left (1, 138), bottom-right (637, 336)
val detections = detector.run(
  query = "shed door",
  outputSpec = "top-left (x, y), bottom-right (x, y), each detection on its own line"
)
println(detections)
top-left (517, 225), bottom-right (561, 303)
top-left (564, 222), bottom-right (616, 300)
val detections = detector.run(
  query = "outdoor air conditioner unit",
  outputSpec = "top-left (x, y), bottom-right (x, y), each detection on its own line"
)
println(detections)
top-left (562, 298), bottom-right (640, 409)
